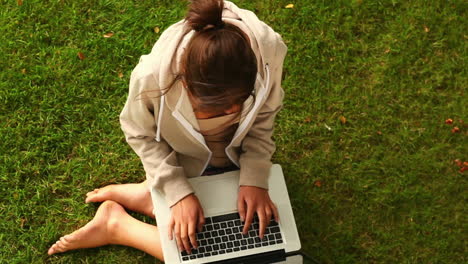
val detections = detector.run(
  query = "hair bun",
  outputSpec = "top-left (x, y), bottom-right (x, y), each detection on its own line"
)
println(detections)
top-left (186, 0), bottom-right (224, 31)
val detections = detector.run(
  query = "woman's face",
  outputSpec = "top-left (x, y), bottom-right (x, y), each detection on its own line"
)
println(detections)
top-left (184, 80), bottom-right (243, 119)
top-left (195, 104), bottom-right (241, 119)
top-left (191, 97), bottom-right (241, 119)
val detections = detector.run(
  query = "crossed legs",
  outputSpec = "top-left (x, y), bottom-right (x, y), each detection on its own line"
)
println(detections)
top-left (47, 181), bottom-right (164, 261)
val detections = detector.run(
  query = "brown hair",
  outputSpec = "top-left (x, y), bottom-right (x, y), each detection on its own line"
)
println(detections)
top-left (138, 0), bottom-right (257, 116)
top-left (181, 0), bottom-right (257, 113)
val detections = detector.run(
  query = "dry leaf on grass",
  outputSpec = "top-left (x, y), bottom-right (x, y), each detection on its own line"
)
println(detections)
top-left (339, 116), bottom-right (347, 124)
top-left (20, 218), bottom-right (27, 228)
top-left (118, 72), bottom-right (124, 78)
top-left (154, 27), bottom-right (160, 33)
top-left (445, 118), bottom-right (453, 124)
top-left (285, 4), bottom-right (294, 9)
top-left (451, 126), bottom-right (460, 133)
top-left (77, 52), bottom-right (86, 60)
top-left (17, 0), bottom-right (23, 6)
top-left (103, 32), bottom-right (114, 38)
top-left (314, 180), bottom-right (322, 187)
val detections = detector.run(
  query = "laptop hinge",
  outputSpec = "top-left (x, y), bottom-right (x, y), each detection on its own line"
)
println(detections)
top-left (204, 249), bottom-right (286, 264)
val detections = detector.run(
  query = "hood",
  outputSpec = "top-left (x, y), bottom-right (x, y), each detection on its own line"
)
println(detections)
top-left (153, 0), bottom-right (286, 142)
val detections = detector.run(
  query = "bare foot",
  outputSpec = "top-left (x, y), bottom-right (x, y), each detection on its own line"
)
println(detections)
top-left (85, 181), bottom-right (154, 218)
top-left (48, 201), bottom-right (126, 255)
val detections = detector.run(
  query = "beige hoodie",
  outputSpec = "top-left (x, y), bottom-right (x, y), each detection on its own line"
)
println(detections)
top-left (119, 1), bottom-right (287, 207)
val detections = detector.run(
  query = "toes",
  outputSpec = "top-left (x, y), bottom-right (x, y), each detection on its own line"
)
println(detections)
top-left (56, 238), bottom-right (69, 251)
top-left (48, 244), bottom-right (56, 255)
top-left (55, 245), bottom-right (65, 253)
top-left (49, 242), bottom-right (64, 255)
top-left (85, 191), bottom-right (103, 203)
top-left (85, 194), bottom-right (100, 203)
top-left (86, 189), bottom-right (99, 196)
top-left (54, 235), bottom-right (74, 251)
top-left (60, 237), bottom-right (69, 245)
top-left (85, 189), bottom-right (100, 202)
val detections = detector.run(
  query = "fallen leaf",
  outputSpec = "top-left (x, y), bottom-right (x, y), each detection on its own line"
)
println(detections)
top-left (329, 57), bottom-right (335, 61)
top-left (451, 126), bottom-right (460, 133)
top-left (118, 72), bottom-right (124, 78)
top-left (314, 180), bottom-right (322, 187)
top-left (154, 26), bottom-right (160, 33)
top-left (103, 32), bottom-right (114, 38)
top-left (304, 117), bottom-right (311, 123)
top-left (377, 131), bottom-right (382, 135)
top-left (285, 4), bottom-right (294, 9)
top-left (339, 116), bottom-right (347, 124)
top-left (21, 68), bottom-right (26, 74)
top-left (463, 161), bottom-right (468, 167)
top-left (445, 118), bottom-right (453, 124)
top-left (460, 167), bottom-right (467, 173)
top-left (454, 159), bottom-right (462, 167)
top-left (384, 48), bottom-right (391, 54)
top-left (20, 218), bottom-right (26, 228)
top-left (424, 25), bottom-right (430, 33)
top-left (17, 0), bottom-right (23, 6)
top-left (77, 52), bottom-right (86, 60)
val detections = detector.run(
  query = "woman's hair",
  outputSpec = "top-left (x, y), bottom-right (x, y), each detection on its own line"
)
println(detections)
top-left (180, 0), bottom-right (258, 113)
top-left (138, 0), bottom-right (257, 115)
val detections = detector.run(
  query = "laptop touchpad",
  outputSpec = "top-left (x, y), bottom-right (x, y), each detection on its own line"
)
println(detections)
top-left (192, 175), bottom-right (238, 215)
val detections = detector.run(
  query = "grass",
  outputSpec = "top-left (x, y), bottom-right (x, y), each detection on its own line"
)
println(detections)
top-left (0, 0), bottom-right (466, 263)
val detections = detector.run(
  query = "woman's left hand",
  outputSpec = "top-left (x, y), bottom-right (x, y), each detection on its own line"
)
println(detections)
top-left (237, 186), bottom-right (279, 239)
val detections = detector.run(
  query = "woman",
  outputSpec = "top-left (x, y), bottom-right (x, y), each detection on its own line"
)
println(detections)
top-left (48, 0), bottom-right (287, 261)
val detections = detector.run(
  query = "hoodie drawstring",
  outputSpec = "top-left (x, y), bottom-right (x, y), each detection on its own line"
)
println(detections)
top-left (264, 63), bottom-right (270, 94)
top-left (155, 94), bottom-right (164, 142)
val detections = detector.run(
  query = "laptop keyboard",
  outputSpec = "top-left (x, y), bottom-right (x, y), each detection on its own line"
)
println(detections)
top-left (180, 212), bottom-right (283, 261)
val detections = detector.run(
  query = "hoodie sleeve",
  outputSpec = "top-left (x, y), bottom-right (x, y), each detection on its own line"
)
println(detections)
top-left (238, 34), bottom-right (287, 189)
top-left (119, 65), bottom-right (194, 208)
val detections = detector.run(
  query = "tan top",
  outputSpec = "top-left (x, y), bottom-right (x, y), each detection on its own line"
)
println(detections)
top-left (196, 96), bottom-right (254, 168)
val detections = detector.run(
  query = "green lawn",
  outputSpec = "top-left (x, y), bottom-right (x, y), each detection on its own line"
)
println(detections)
top-left (1, 0), bottom-right (466, 263)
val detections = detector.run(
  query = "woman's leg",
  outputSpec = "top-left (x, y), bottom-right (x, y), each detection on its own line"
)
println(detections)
top-left (48, 201), bottom-right (164, 261)
top-left (85, 180), bottom-right (154, 218)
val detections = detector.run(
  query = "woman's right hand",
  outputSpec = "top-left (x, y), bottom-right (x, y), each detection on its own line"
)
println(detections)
top-left (168, 194), bottom-right (205, 254)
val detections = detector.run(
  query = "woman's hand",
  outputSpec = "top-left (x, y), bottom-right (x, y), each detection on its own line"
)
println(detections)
top-left (237, 186), bottom-right (279, 239)
top-left (168, 194), bottom-right (205, 254)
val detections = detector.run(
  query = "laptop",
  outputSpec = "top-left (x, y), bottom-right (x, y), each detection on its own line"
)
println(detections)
top-left (151, 164), bottom-right (302, 264)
